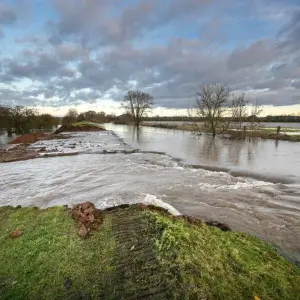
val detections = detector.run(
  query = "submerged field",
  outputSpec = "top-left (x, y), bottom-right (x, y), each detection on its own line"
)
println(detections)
top-left (1, 204), bottom-right (299, 300)
top-left (142, 122), bottom-right (300, 141)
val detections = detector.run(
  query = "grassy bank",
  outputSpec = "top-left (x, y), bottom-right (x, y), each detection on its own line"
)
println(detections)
top-left (143, 123), bottom-right (300, 142)
top-left (146, 210), bottom-right (300, 299)
top-left (54, 122), bottom-right (106, 134)
top-left (0, 206), bottom-right (115, 299)
top-left (1, 205), bottom-right (299, 299)
top-left (71, 121), bottom-right (105, 128)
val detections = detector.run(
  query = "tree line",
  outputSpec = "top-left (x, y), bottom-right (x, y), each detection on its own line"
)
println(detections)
top-left (2, 83), bottom-right (299, 137)
top-left (0, 105), bottom-right (60, 134)
top-left (120, 85), bottom-right (264, 137)
top-left (61, 109), bottom-right (116, 125)
top-left (0, 105), bottom-right (118, 134)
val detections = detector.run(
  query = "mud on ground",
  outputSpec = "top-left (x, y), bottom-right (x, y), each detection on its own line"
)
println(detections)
top-left (0, 145), bottom-right (39, 163)
top-left (8, 133), bottom-right (70, 144)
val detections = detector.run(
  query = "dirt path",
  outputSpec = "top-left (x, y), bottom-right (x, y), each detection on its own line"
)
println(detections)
top-left (105, 207), bottom-right (169, 299)
top-left (0, 146), bottom-right (39, 162)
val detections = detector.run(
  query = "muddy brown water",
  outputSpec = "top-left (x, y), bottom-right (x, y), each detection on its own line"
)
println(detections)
top-left (0, 125), bottom-right (300, 263)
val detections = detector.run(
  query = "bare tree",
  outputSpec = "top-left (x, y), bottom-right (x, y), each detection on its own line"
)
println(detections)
top-left (77, 110), bottom-right (106, 123)
top-left (122, 90), bottom-right (153, 126)
top-left (8, 106), bottom-right (37, 134)
top-left (84, 110), bottom-right (97, 122)
top-left (36, 113), bottom-right (58, 129)
top-left (248, 100), bottom-right (263, 130)
top-left (195, 83), bottom-right (231, 137)
top-left (0, 105), bottom-right (11, 129)
top-left (231, 93), bottom-right (248, 128)
top-left (62, 108), bottom-right (78, 125)
top-left (0, 105), bottom-right (9, 115)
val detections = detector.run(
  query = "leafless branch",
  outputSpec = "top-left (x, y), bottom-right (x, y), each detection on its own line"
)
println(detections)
top-left (122, 90), bottom-right (153, 126)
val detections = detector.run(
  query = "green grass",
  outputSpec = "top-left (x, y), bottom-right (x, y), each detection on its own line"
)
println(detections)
top-left (0, 206), bottom-right (115, 299)
top-left (71, 121), bottom-right (104, 128)
top-left (144, 210), bottom-right (300, 300)
top-left (1, 205), bottom-right (300, 299)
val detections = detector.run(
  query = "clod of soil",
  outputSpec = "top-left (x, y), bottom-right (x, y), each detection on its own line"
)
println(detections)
top-left (9, 133), bottom-right (69, 144)
top-left (9, 133), bottom-right (48, 144)
top-left (71, 202), bottom-right (103, 238)
top-left (10, 229), bottom-right (22, 238)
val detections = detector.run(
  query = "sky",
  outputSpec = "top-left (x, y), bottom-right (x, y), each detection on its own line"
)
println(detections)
top-left (0, 0), bottom-right (300, 116)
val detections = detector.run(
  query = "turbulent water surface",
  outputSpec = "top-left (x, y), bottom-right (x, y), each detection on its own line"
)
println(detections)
top-left (0, 126), bottom-right (300, 262)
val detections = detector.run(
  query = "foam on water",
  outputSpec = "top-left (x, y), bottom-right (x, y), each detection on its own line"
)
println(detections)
top-left (28, 131), bottom-right (132, 154)
top-left (1, 130), bottom-right (300, 261)
top-left (141, 193), bottom-right (181, 216)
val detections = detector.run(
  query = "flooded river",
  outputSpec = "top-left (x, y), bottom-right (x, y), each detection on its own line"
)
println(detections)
top-left (0, 125), bottom-right (299, 262)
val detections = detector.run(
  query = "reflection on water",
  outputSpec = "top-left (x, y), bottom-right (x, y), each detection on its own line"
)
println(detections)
top-left (145, 121), bottom-right (300, 129)
top-left (0, 130), bottom-right (18, 148)
top-left (104, 124), bottom-right (300, 184)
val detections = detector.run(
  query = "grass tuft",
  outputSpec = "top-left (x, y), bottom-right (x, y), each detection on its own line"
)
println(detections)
top-left (144, 210), bottom-right (300, 300)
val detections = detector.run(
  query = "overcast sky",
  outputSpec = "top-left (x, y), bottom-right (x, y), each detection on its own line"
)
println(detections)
top-left (0, 0), bottom-right (300, 116)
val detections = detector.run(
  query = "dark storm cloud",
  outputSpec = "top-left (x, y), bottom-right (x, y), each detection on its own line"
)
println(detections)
top-left (5, 52), bottom-right (62, 79)
top-left (1, 0), bottom-right (300, 109)
top-left (52, 0), bottom-right (212, 47)
top-left (278, 10), bottom-right (300, 51)
top-left (58, 67), bottom-right (76, 78)
top-left (0, 87), bottom-right (41, 107)
top-left (227, 40), bottom-right (279, 71)
top-left (0, 3), bottom-right (17, 24)
top-left (253, 79), bottom-right (287, 91)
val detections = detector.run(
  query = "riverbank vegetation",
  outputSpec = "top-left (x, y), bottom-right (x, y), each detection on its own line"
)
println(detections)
top-left (143, 122), bottom-right (300, 142)
top-left (143, 114), bottom-right (300, 123)
top-left (1, 204), bottom-right (299, 299)
top-left (54, 121), bottom-right (106, 134)
top-left (192, 83), bottom-right (265, 137)
top-left (0, 106), bottom-right (113, 135)
top-left (0, 105), bottom-right (60, 134)
top-left (62, 108), bottom-right (116, 126)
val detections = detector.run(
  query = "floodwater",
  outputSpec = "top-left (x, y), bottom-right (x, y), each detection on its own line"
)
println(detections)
top-left (144, 121), bottom-right (300, 129)
top-left (0, 130), bottom-right (18, 148)
top-left (0, 126), bottom-right (300, 263)
top-left (105, 124), bottom-right (300, 184)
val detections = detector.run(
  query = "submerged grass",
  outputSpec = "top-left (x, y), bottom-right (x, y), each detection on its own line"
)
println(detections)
top-left (1, 205), bottom-right (300, 299)
top-left (143, 123), bottom-right (300, 142)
